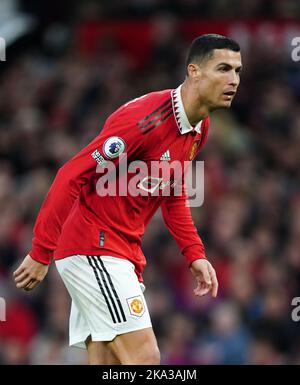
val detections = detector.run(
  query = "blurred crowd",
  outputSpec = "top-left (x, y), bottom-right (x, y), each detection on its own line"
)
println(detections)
top-left (20, 0), bottom-right (300, 21)
top-left (1, 9), bottom-right (300, 365)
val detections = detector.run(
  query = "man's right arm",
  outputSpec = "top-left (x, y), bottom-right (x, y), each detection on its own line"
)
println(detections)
top-left (29, 111), bottom-right (144, 265)
top-left (29, 135), bottom-right (105, 265)
top-left (13, 136), bottom-right (104, 291)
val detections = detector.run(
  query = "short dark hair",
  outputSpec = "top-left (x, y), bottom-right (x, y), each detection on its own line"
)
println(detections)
top-left (186, 34), bottom-right (240, 70)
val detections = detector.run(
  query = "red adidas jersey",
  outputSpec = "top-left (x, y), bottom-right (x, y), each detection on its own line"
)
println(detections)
top-left (29, 85), bottom-right (210, 282)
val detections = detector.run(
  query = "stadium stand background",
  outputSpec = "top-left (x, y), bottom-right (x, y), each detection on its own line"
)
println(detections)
top-left (1, 0), bottom-right (300, 364)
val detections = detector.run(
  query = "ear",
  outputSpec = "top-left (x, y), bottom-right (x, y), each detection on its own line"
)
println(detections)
top-left (187, 63), bottom-right (201, 79)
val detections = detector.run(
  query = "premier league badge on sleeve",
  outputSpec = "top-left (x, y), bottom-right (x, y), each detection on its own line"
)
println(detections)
top-left (103, 137), bottom-right (126, 159)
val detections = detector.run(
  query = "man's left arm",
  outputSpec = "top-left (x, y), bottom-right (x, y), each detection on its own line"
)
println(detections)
top-left (161, 187), bottom-right (218, 298)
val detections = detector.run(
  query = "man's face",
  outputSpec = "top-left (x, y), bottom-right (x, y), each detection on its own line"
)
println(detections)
top-left (192, 49), bottom-right (242, 110)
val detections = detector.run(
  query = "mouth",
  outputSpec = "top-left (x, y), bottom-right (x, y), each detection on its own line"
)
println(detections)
top-left (223, 91), bottom-right (236, 97)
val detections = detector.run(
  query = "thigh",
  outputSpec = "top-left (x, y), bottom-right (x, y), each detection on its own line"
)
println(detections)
top-left (108, 327), bottom-right (160, 365)
top-left (85, 336), bottom-right (120, 365)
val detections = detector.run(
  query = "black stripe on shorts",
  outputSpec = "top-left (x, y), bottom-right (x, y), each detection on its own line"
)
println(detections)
top-left (87, 256), bottom-right (126, 324)
top-left (97, 257), bottom-right (127, 322)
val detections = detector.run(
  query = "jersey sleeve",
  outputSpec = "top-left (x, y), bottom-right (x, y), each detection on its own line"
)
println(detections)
top-left (29, 110), bottom-right (144, 265)
top-left (160, 174), bottom-right (207, 267)
top-left (160, 116), bottom-right (210, 267)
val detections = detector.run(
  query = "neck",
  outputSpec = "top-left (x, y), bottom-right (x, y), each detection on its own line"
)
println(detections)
top-left (181, 80), bottom-right (209, 126)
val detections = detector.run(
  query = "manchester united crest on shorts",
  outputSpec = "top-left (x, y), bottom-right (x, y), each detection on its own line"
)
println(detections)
top-left (126, 295), bottom-right (145, 317)
top-left (189, 140), bottom-right (201, 160)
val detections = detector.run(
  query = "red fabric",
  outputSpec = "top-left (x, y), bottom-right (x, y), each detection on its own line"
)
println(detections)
top-left (29, 89), bottom-right (209, 281)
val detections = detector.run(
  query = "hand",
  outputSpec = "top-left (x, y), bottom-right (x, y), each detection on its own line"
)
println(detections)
top-left (190, 259), bottom-right (218, 298)
top-left (13, 254), bottom-right (49, 291)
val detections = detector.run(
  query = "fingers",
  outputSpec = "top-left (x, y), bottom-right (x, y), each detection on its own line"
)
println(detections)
top-left (24, 280), bottom-right (40, 291)
top-left (13, 268), bottom-right (41, 290)
top-left (16, 277), bottom-right (40, 291)
top-left (208, 264), bottom-right (219, 298)
top-left (15, 275), bottom-right (32, 289)
top-left (13, 255), bottom-right (48, 292)
top-left (192, 260), bottom-right (219, 298)
top-left (202, 265), bottom-right (212, 286)
top-left (13, 266), bottom-right (24, 278)
top-left (14, 268), bottom-right (32, 288)
top-left (194, 282), bottom-right (211, 297)
top-left (14, 270), bottom-right (30, 283)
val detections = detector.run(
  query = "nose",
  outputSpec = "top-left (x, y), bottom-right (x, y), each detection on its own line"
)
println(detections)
top-left (229, 70), bottom-right (239, 87)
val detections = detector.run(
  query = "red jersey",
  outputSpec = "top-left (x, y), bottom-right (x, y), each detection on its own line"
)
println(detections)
top-left (29, 85), bottom-right (210, 282)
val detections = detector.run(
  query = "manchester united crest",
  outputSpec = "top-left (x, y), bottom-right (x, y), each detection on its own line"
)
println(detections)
top-left (126, 295), bottom-right (145, 317)
top-left (188, 140), bottom-right (201, 160)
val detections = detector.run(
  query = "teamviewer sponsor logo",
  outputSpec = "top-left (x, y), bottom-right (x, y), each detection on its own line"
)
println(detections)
top-left (94, 154), bottom-right (205, 207)
top-left (0, 297), bottom-right (6, 321)
top-left (0, 37), bottom-right (6, 61)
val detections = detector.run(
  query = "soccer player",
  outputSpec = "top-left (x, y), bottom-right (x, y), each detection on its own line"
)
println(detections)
top-left (13, 34), bottom-right (242, 365)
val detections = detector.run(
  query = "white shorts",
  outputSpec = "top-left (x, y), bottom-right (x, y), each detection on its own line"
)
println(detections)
top-left (55, 255), bottom-right (152, 349)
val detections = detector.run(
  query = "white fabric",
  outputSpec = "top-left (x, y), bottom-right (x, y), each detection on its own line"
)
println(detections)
top-left (172, 84), bottom-right (203, 134)
top-left (55, 255), bottom-right (151, 349)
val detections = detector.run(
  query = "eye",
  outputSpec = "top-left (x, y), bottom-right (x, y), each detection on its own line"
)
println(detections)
top-left (218, 65), bottom-right (231, 72)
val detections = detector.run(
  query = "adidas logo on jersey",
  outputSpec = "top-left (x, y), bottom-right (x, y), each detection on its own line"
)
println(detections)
top-left (160, 150), bottom-right (170, 161)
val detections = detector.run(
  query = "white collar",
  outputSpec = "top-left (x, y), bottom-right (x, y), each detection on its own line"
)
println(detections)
top-left (171, 84), bottom-right (202, 134)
